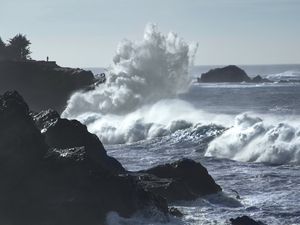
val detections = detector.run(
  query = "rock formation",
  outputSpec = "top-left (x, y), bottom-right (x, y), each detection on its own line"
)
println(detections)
top-left (0, 91), bottom-right (166, 225)
top-left (137, 158), bottom-right (222, 201)
top-left (198, 65), bottom-right (272, 83)
top-left (32, 109), bottom-right (125, 174)
top-left (0, 60), bottom-right (95, 113)
top-left (230, 215), bottom-right (266, 225)
top-left (200, 65), bottom-right (251, 83)
top-left (250, 75), bottom-right (271, 83)
top-left (0, 90), bottom-right (222, 224)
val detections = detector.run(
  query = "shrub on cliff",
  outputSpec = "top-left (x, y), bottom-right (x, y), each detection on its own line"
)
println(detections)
top-left (0, 34), bottom-right (31, 61)
top-left (7, 34), bottom-right (31, 60)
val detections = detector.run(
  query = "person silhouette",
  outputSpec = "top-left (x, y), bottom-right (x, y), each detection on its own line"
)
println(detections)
top-left (46, 56), bottom-right (49, 62)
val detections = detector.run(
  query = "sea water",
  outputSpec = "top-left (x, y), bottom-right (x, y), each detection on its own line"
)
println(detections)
top-left (64, 24), bottom-right (300, 225)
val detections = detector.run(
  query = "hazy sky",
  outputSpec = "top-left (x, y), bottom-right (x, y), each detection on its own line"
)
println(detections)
top-left (1, 0), bottom-right (299, 67)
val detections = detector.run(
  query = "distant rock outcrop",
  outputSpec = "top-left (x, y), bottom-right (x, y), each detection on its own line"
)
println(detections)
top-left (0, 90), bottom-right (222, 225)
top-left (0, 60), bottom-right (95, 113)
top-left (199, 65), bottom-right (251, 83)
top-left (250, 75), bottom-right (271, 83)
top-left (198, 65), bottom-right (272, 83)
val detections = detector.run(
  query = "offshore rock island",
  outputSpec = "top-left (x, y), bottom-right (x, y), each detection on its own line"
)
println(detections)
top-left (198, 65), bottom-right (272, 83)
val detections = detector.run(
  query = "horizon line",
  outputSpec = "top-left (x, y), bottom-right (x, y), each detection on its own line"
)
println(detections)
top-left (83, 63), bottom-right (300, 69)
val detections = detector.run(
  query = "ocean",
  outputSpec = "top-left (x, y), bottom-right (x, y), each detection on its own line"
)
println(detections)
top-left (64, 25), bottom-right (300, 225)
top-left (76, 65), bottom-right (300, 225)
top-left (105, 78), bottom-right (300, 225)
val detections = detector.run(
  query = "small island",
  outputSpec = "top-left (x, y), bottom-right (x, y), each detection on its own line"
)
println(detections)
top-left (198, 65), bottom-right (271, 83)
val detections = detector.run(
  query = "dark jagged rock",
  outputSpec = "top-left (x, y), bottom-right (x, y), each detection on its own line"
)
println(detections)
top-left (200, 65), bottom-right (251, 83)
top-left (230, 215), bottom-right (266, 225)
top-left (251, 75), bottom-right (271, 83)
top-left (0, 91), bottom-right (223, 224)
top-left (168, 207), bottom-right (183, 217)
top-left (33, 109), bottom-right (125, 174)
top-left (31, 109), bottom-right (60, 131)
top-left (0, 91), bottom-right (47, 178)
top-left (0, 90), bottom-right (168, 225)
top-left (137, 158), bottom-right (222, 201)
top-left (0, 60), bottom-right (95, 113)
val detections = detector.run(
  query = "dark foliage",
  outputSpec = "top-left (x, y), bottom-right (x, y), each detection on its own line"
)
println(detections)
top-left (0, 34), bottom-right (31, 61)
top-left (0, 37), bottom-right (6, 61)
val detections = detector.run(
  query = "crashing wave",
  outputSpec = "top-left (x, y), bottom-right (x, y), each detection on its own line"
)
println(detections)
top-left (63, 24), bottom-right (197, 117)
top-left (267, 70), bottom-right (300, 81)
top-left (62, 24), bottom-right (203, 144)
top-left (71, 99), bottom-right (229, 144)
top-left (205, 113), bottom-right (300, 165)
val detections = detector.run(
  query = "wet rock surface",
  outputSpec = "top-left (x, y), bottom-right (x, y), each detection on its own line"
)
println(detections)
top-left (137, 158), bottom-right (222, 201)
top-left (33, 109), bottom-right (125, 174)
top-left (230, 215), bottom-right (266, 225)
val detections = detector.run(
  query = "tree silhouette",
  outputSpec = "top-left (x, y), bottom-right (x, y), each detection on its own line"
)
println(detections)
top-left (0, 37), bottom-right (6, 60)
top-left (7, 34), bottom-right (31, 61)
top-left (0, 37), bottom-right (5, 48)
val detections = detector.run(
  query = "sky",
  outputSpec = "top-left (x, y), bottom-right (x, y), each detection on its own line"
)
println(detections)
top-left (1, 0), bottom-right (300, 67)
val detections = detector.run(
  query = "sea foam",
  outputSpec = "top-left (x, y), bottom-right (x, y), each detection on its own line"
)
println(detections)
top-left (62, 24), bottom-right (300, 166)
top-left (62, 24), bottom-right (201, 144)
top-left (205, 113), bottom-right (300, 165)
top-left (63, 24), bottom-right (197, 117)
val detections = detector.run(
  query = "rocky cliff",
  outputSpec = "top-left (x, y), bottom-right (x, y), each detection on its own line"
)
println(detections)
top-left (0, 60), bottom-right (95, 113)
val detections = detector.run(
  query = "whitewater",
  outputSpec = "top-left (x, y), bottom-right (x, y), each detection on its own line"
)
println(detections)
top-left (63, 25), bottom-right (300, 225)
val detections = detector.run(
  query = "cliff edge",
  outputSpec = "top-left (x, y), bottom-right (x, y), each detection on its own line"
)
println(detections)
top-left (0, 60), bottom-right (95, 113)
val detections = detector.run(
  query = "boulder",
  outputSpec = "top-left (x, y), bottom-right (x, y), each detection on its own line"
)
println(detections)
top-left (137, 158), bottom-right (222, 201)
top-left (0, 91), bottom-right (47, 180)
top-left (251, 75), bottom-right (271, 83)
top-left (168, 207), bottom-right (183, 217)
top-left (33, 109), bottom-right (125, 174)
top-left (0, 60), bottom-right (95, 113)
top-left (230, 215), bottom-right (266, 225)
top-left (199, 65), bottom-right (251, 83)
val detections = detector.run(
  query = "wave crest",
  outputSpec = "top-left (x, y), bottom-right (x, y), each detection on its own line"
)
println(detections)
top-left (205, 114), bottom-right (300, 165)
top-left (62, 24), bottom-right (197, 118)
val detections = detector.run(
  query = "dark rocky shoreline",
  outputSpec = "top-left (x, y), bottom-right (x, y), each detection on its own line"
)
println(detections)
top-left (0, 90), bottom-right (225, 225)
top-left (0, 60), bottom-right (95, 113)
top-left (0, 90), bottom-right (267, 225)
